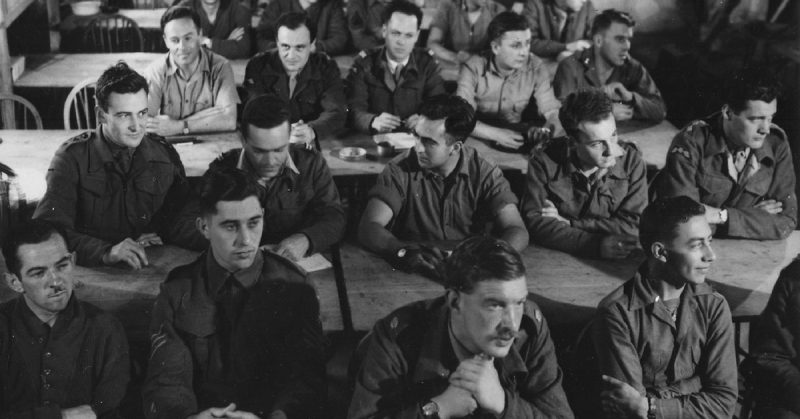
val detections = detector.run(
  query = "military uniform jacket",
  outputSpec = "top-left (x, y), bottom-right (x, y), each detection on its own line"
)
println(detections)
top-left (593, 267), bottom-right (738, 419)
top-left (520, 140), bottom-right (647, 257)
top-left (348, 296), bottom-right (574, 418)
top-left (652, 114), bottom-right (797, 240)
top-left (553, 47), bottom-right (666, 122)
top-left (346, 0), bottom-right (385, 51)
top-left (347, 47), bottom-right (446, 133)
top-left (522, 0), bottom-right (596, 58)
top-left (256, 0), bottom-right (348, 55)
top-left (244, 51), bottom-right (346, 141)
top-left (142, 249), bottom-right (326, 419)
top-left (0, 296), bottom-right (129, 419)
top-left (32, 128), bottom-right (205, 266)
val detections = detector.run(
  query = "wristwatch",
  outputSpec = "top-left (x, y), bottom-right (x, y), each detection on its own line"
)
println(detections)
top-left (719, 208), bottom-right (728, 224)
top-left (421, 400), bottom-right (440, 418)
top-left (183, 120), bottom-right (190, 135)
top-left (647, 395), bottom-right (657, 419)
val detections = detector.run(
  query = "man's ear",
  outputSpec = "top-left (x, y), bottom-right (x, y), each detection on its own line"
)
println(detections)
top-left (96, 106), bottom-right (107, 126)
top-left (592, 33), bottom-right (603, 47)
top-left (445, 288), bottom-right (461, 311)
top-left (652, 242), bottom-right (668, 263)
top-left (4, 273), bottom-right (23, 294)
top-left (196, 216), bottom-right (210, 240)
top-left (721, 104), bottom-right (731, 120)
top-left (450, 140), bottom-right (463, 155)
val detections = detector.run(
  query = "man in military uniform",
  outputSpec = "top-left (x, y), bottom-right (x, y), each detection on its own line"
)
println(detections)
top-left (1, 219), bottom-right (129, 418)
top-left (349, 235), bottom-right (574, 418)
top-left (592, 196), bottom-right (738, 419)
top-left (520, 89), bottom-right (647, 258)
top-left (347, 0), bottom-right (445, 134)
top-left (357, 95), bottom-right (528, 279)
top-left (523, 0), bottom-right (595, 60)
top-left (34, 62), bottom-right (204, 268)
top-left (244, 11), bottom-right (346, 149)
top-left (209, 94), bottom-right (346, 260)
top-left (552, 9), bottom-right (666, 122)
top-left (652, 67), bottom-right (796, 240)
top-left (347, 0), bottom-right (390, 51)
top-left (142, 166), bottom-right (326, 419)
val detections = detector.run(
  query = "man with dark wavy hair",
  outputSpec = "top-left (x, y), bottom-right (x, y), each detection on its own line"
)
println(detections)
top-left (653, 66), bottom-right (796, 240)
top-left (34, 61), bottom-right (204, 269)
top-left (357, 94), bottom-right (528, 279)
top-left (349, 235), bottom-right (573, 418)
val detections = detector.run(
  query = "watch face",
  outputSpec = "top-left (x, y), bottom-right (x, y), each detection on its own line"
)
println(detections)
top-left (422, 401), bottom-right (439, 416)
top-left (396, 248), bottom-right (407, 258)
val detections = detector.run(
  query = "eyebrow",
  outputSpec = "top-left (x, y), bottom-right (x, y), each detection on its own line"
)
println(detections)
top-left (24, 255), bottom-right (71, 276)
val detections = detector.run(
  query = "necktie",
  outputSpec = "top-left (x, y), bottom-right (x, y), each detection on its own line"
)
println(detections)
top-left (288, 75), bottom-right (297, 98)
top-left (116, 149), bottom-right (132, 175)
top-left (561, 12), bottom-right (574, 42)
top-left (394, 64), bottom-right (404, 83)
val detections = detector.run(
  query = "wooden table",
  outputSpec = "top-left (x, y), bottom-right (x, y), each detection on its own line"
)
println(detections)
top-left (338, 232), bottom-right (800, 331)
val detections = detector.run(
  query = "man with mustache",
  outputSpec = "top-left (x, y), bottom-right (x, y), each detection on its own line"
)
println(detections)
top-left (142, 166), bottom-right (326, 419)
top-left (520, 89), bottom-right (647, 259)
top-left (652, 67), bottom-right (796, 240)
top-left (552, 9), bottom-right (666, 122)
top-left (357, 94), bottom-right (528, 280)
top-left (244, 11), bottom-right (346, 149)
top-left (592, 196), bottom-right (738, 419)
top-left (348, 235), bottom-right (573, 418)
top-left (144, 6), bottom-right (239, 137)
top-left (0, 219), bottom-right (129, 418)
top-left (34, 62), bottom-right (204, 269)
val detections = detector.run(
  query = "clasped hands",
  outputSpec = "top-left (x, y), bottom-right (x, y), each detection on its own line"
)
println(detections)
top-left (432, 354), bottom-right (506, 418)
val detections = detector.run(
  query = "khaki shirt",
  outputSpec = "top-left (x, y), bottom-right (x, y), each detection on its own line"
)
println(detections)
top-left (430, 0), bottom-right (505, 53)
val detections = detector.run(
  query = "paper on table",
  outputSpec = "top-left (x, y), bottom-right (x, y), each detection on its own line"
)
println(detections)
top-left (297, 253), bottom-right (333, 272)
top-left (373, 132), bottom-right (417, 149)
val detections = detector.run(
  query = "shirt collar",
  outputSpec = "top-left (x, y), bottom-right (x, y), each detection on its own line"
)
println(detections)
top-left (385, 50), bottom-right (410, 74)
top-left (17, 293), bottom-right (79, 337)
top-left (706, 113), bottom-right (776, 165)
top-left (205, 249), bottom-right (265, 298)
top-left (236, 147), bottom-right (301, 184)
top-left (412, 146), bottom-right (471, 179)
top-left (627, 264), bottom-right (715, 311)
top-left (166, 48), bottom-right (210, 79)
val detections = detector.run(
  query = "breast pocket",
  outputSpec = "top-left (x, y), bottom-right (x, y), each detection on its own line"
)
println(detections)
top-left (78, 175), bottom-right (111, 232)
top-left (698, 173), bottom-right (733, 206)
top-left (642, 345), bottom-right (670, 386)
top-left (596, 178), bottom-right (630, 217)
top-left (264, 189), bottom-right (308, 235)
top-left (132, 165), bottom-right (173, 224)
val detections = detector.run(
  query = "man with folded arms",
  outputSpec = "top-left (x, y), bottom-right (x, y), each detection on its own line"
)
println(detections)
top-left (523, 0), bottom-right (595, 60)
top-left (143, 166), bottom-right (326, 419)
top-left (520, 89), bottom-right (646, 259)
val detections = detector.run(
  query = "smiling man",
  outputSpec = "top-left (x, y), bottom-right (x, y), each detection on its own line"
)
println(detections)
top-left (520, 89), bottom-right (647, 259)
top-left (143, 165), bottom-right (326, 419)
top-left (349, 236), bottom-right (573, 418)
top-left (347, 0), bottom-right (445, 134)
top-left (357, 95), bottom-right (528, 279)
top-left (34, 62), bottom-right (204, 268)
top-left (0, 219), bottom-right (129, 418)
top-left (552, 9), bottom-right (665, 122)
top-left (244, 11), bottom-right (346, 149)
top-left (592, 196), bottom-right (737, 419)
top-left (653, 67), bottom-right (796, 240)
top-left (144, 6), bottom-right (239, 137)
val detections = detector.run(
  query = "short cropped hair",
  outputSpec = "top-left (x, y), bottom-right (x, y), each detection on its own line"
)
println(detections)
top-left (241, 94), bottom-right (291, 133)
top-left (160, 6), bottom-right (200, 32)
top-left (591, 9), bottom-right (635, 36)
top-left (95, 61), bottom-right (148, 112)
top-left (418, 95), bottom-right (476, 144)
top-left (381, 0), bottom-right (423, 28)
top-left (2, 219), bottom-right (68, 277)
top-left (723, 65), bottom-right (781, 113)
top-left (198, 166), bottom-right (262, 216)
top-left (276, 11), bottom-right (316, 41)
top-left (639, 196), bottom-right (706, 256)
top-left (443, 236), bottom-right (526, 293)
top-left (487, 11), bottom-right (529, 45)
top-left (559, 89), bottom-right (613, 140)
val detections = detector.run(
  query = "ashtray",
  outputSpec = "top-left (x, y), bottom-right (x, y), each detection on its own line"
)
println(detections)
top-left (338, 147), bottom-right (367, 161)
top-left (376, 141), bottom-right (395, 157)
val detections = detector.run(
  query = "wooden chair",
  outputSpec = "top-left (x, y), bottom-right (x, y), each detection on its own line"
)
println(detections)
top-left (83, 14), bottom-right (144, 52)
top-left (0, 94), bottom-right (43, 130)
top-left (64, 78), bottom-right (97, 130)
top-left (733, 315), bottom-right (760, 419)
top-left (131, 0), bottom-right (158, 8)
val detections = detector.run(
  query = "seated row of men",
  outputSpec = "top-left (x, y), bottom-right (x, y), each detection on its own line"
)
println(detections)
top-left (6, 193), bottom-right (797, 418)
top-left (168, 0), bottom-right (597, 61)
top-left (145, 2), bottom-right (666, 152)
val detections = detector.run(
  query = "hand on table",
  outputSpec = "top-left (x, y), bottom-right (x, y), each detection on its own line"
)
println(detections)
top-left (600, 375), bottom-right (648, 419)
top-left (290, 120), bottom-right (316, 149)
top-left (456, 50), bottom-right (472, 64)
top-left (146, 115), bottom-right (183, 136)
top-left (449, 355), bottom-right (506, 415)
top-left (540, 199), bottom-right (569, 225)
top-left (527, 124), bottom-right (553, 145)
top-left (135, 232), bottom-right (163, 248)
top-left (612, 102), bottom-right (634, 121)
top-left (275, 233), bottom-right (310, 261)
top-left (62, 405), bottom-right (97, 419)
top-left (566, 39), bottom-right (591, 52)
top-left (394, 245), bottom-right (446, 279)
top-left (103, 238), bottom-right (149, 269)
top-left (371, 113), bottom-right (402, 133)
top-left (599, 234), bottom-right (638, 259)
top-left (490, 127), bottom-right (525, 150)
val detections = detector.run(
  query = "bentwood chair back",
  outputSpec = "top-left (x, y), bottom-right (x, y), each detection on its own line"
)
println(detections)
top-left (0, 94), bottom-right (43, 130)
top-left (64, 78), bottom-right (97, 130)
top-left (84, 14), bottom-right (145, 52)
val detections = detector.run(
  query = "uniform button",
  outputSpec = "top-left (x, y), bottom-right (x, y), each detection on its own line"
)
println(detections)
top-left (43, 383), bottom-right (51, 390)
top-left (37, 337), bottom-right (44, 344)
top-left (43, 369), bottom-right (52, 375)
top-left (44, 352), bottom-right (53, 358)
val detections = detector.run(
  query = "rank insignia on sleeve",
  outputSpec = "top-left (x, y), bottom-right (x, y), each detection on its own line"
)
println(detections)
top-left (670, 146), bottom-right (691, 160)
top-left (534, 309), bottom-right (542, 324)
top-left (390, 316), bottom-right (399, 330)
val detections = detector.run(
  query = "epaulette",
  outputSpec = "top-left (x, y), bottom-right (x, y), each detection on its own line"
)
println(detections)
top-left (358, 50), bottom-right (368, 59)
top-left (684, 119), bottom-right (709, 135)
top-left (383, 301), bottom-right (430, 340)
top-left (770, 123), bottom-right (788, 142)
top-left (62, 131), bottom-right (93, 147)
top-left (151, 135), bottom-right (187, 177)
top-left (427, 48), bottom-right (434, 56)
top-left (261, 248), bottom-right (307, 278)
top-left (620, 139), bottom-right (639, 151)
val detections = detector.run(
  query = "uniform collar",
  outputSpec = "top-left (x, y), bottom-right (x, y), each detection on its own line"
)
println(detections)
top-left (236, 147), bottom-right (301, 187)
top-left (627, 264), bottom-right (715, 312)
top-left (89, 127), bottom-right (170, 173)
top-left (384, 49), bottom-right (411, 73)
top-left (166, 47), bottom-right (211, 79)
top-left (706, 113), bottom-right (775, 166)
top-left (205, 249), bottom-right (265, 298)
top-left (16, 293), bottom-right (80, 338)
top-left (412, 146), bottom-right (471, 179)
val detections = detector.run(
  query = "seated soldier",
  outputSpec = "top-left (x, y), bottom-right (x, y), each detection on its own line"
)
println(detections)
top-left (553, 9), bottom-right (666, 122)
top-left (347, 0), bottom-right (445, 134)
top-left (244, 11), bottom-right (347, 148)
top-left (34, 62), bottom-right (204, 268)
top-left (209, 94), bottom-right (345, 260)
top-left (142, 166), bottom-right (326, 419)
top-left (347, 0), bottom-right (391, 51)
top-left (523, 0), bottom-right (595, 60)
top-left (750, 258), bottom-right (800, 419)
top-left (349, 236), bottom-right (574, 418)
top-left (144, 6), bottom-right (239, 136)
top-left (652, 67), bottom-right (797, 240)
top-left (520, 89), bottom-right (646, 259)
top-left (176, 0), bottom-right (252, 59)
top-left (456, 11), bottom-right (563, 151)
top-left (593, 196), bottom-right (738, 419)
top-left (1, 219), bottom-right (129, 418)
top-left (426, 0), bottom-right (505, 65)
top-left (256, 0), bottom-right (348, 55)
top-left (358, 95), bottom-right (528, 279)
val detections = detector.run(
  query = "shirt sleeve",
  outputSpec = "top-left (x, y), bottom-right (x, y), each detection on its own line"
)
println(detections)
top-left (212, 60), bottom-right (241, 108)
top-left (552, 58), bottom-right (579, 103)
top-left (153, 145), bottom-right (208, 251)
top-left (366, 163), bottom-right (407, 218)
top-left (652, 127), bottom-right (703, 202)
top-left (628, 63), bottom-right (666, 122)
top-left (297, 154), bottom-right (346, 253)
top-left (255, 0), bottom-right (282, 52)
top-left (530, 58), bottom-right (562, 131)
top-left (524, 1), bottom-right (567, 58)
top-left (144, 62), bottom-right (165, 117)
top-left (314, 0), bottom-right (349, 55)
top-left (455, 59), bottom-right (479, 109)
top-left (306, 58), bottom-right (347, 139)
top-left (592, 303), bottom-right (647, 395)
top-left (209, 4), bottom-right (252, 59)
top-left (347, 0), bottom-right (381, 51)
top-left (91, 314), bottom-right (131, 417)
top-left (430, 2), bottom-right (452, 33)
top-left (346, 57), bottom-right (377, 133)
top-left (480, 163), bottom-right (519, 217)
